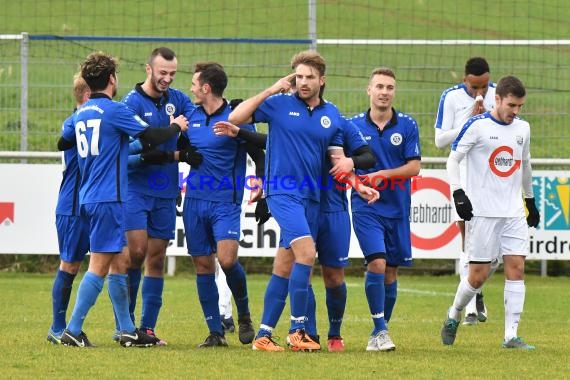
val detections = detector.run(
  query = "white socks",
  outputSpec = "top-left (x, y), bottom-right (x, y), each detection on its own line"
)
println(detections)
top-left (504, 280), bottom-right (525, 341)
top-left (459, 253), bottom-right (478, 315)
top-left (449, 278), bottom-right (479, 320)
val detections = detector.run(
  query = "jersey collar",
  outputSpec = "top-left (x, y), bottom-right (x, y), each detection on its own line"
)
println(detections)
top-left (135, 82), bottom-right (170, 108)
top-left (366, 107), bottom-right (398, 132)
top-left (293, 92), bottom-right (325, 109)
top-left (90, 93), bottom-right (112, 100)
top-left (200, 99), bottom-right (229, 117)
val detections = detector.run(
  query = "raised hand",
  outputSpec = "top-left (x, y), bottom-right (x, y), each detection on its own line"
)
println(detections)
top-left (213, 121), bottom-right (240, 138)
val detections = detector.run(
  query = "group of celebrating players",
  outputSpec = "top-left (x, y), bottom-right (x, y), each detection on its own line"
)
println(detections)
top-left (47, 48), bottom-right (539, 352)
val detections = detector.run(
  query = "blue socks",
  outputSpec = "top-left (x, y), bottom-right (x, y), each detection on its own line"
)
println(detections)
top-left (384, 281), bottom-right (398, 323)
top-left (326, 282), bottom-right (347, 338)
top-left (108, 273), bottom-right (136, 333)
top-left (289, 262), bottom-right (312, 332)
top-left (197, 273), bottom-right (222, 335)
top-left (127, 268), bottom-right (142, 324)
top-left (365, 271), bottom-right (387, 335)
top-left (223, 262), bottom-right (250, 317)
top-left (140, 276), bottom-right (164, 330)
top-left (305, 285), bottom-right (317, 337)
top-left (67, 271), bottom-right (104, 336)
top-left (258, 274), bottom-right (289, 338)
top-left (50, 269), bottom-right (76, 334)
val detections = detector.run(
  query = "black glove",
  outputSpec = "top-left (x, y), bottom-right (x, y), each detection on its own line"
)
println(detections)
top-left (525, 197), bottom-right (540, 227)
top-left (139, 138), bottom-right (155, 152)
top-left (140, 150), bottom-right (174, 165)
top-left (175, 190), bottom-right (183, 217)
top-left (179, 146), bottom-right (203, 168)
top-left (229, 98), bottom-right (243, 110)
top-left (254, 198), bottom-right (271, 225)
top-left (453, 189), bottom-right (473, 221)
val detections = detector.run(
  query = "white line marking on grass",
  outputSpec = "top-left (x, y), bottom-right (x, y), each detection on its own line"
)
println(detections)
top-left (399, 288), bottom-right (455, 297)
top-left (346, 282), bottom-right (454, 296)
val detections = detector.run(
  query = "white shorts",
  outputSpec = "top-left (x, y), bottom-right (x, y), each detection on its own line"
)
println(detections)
top-left (465, 216), bottom-right (529, 262)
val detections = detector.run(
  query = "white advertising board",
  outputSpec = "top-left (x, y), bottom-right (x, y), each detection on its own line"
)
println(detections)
top-left (1, 164), bottom-right (568, 260)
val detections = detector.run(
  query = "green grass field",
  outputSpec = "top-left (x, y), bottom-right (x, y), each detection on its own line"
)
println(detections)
top-left (2, 272), bottom-right (569, 379)
top-left (1, 1), bottom-right (569, 159)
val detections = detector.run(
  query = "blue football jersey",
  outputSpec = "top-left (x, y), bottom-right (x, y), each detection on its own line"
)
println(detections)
top-left (183, 101), bottom-right (255, 204)
top-left (56, 112), bottom-right (81, 216)
top-left (63, 94), bottom-right (150, 204)
top-left (320, 118), bottom-right (368, 212)
top-left (253, 93), bottom-right (344, 202)
top-left (351, 108), bottom-right (421, 218)
top-left (122, 84), bottom-right (195, 198)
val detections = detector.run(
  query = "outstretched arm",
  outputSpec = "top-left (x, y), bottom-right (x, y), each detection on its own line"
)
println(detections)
top-left (214, 121), bottom-right (267, 148)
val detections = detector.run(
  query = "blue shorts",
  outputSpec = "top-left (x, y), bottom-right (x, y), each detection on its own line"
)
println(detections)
top-left (56, 214), bottom-right (90, 263)
top-left (352, 211), bottom-right (412, 267)
top-left (316, 210), bottom-right (350, 268)
top-left (182, 198), bottom-right (241, 256)
top-left (267, 194), bottom-right (319, 249)
top-left (81, 202), bottom-right (126, 253)
top-left (125, 192), bottom-right (176, 240)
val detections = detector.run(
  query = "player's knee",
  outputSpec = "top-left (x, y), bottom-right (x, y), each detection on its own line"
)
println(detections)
top-left (145, 257), bottom-right (165, 274)
top-left (322, 266), bottom-right (344, 288)
top-left (364, 253), bottom-right (386, 272)
top-left (60, 260), bottom-right (81, 274)
top-left (128, 245), bottom-right (147, 267)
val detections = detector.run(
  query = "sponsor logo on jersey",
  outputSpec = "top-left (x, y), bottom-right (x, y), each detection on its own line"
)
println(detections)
top-left (289, 111), bottom-right (300, 117)
top-left (144, 112), bottom-right (153, 117)
top-left (488, 145), bottom-right (521, 177)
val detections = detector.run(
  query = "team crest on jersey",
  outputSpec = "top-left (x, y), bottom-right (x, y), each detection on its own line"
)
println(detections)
top-left (516, 136), bottom-right (523, 145)
top-left (390, 133), bottom-right (403, 146)
top-left (321, 116), bottom-right (331, 128)
top-left (165, 103), bottom-right (176, 116)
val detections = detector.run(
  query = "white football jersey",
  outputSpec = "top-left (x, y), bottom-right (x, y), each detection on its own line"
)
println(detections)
top-left (434, 82), bottom-right (496, 133)
top-left (452, 113), bottom-right (530, 217)
top-left (435, 83), bottom-right (496, 190)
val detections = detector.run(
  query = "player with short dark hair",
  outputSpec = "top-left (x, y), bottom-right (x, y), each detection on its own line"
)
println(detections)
top-left (116, 47), bottom-right (197, 345)
top-left (441, 75), bottom-right (538, 350)
top-left (181, 61), bottom-right (265, 348)
top-left (434, 57), bottom-right (496, 324)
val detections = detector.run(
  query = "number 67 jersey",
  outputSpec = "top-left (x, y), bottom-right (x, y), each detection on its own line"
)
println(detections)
top-left (62, 94), bottom-right (150, 205)
top-left (452, 111), bottom-right (531, 218)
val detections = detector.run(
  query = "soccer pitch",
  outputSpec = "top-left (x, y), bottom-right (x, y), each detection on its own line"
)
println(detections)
top-left (2, 272), bottom-right (568, 379)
